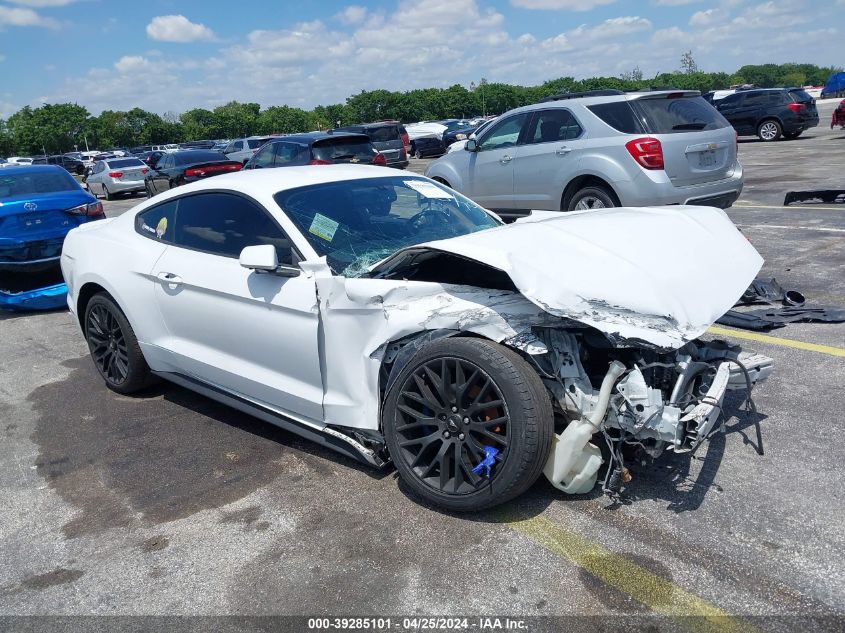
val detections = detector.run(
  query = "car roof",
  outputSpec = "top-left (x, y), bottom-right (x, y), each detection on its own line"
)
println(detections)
top-left (1, 164), bottom-right (72, 175)
top-left (268, 132), bottom-right (370, 144)
top-left (144, 164), bottom-right (414, 202)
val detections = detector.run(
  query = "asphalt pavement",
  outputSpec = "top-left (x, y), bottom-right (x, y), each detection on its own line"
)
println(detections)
top-left (1, 100), bottom-right (843, 630)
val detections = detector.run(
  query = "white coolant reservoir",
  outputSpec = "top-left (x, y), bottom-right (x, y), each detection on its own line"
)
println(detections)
top-left (543, 361), bottom-right (627, 494)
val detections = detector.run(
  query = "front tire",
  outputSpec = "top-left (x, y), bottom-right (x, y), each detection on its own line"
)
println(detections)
top-left (383, 337), bottom-right (553, 511)
top-left (757, 119), bottom-right (782, 142)
top-left (84, 293), bottom-right (156, 394)
top-left (567, 185), bottom-right (616, 211)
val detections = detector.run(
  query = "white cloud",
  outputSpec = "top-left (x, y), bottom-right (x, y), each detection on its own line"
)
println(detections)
top-left (511, 0), bottom-right (616, 9)
top-left (0, 5), bottom-right (60, 28)
top-left (114, 55), bottom-right (153, 73)
top-left (336, 5), bottom-right (368, 24)
top-left (145, 15), bottom-right (215, 43)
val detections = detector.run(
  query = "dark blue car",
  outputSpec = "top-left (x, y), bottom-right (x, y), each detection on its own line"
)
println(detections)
top-left (0, 165), bottom-right (103, 311)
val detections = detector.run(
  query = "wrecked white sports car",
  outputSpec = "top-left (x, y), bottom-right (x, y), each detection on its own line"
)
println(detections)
top-left (61, 165), bottom-right (773, 510)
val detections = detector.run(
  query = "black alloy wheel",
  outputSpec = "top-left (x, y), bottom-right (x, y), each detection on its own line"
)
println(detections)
top-left (384, 337), bottom-right (553, 511)
top-left (86, 303), bottom-right (129, 385)
top-left (84, 292), bottom-right (157, 394)
top-left (395, 356), bottom-right (511, 495)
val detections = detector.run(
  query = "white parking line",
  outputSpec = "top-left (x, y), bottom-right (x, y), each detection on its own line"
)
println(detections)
top-left (737, 224), bottom-right (845, 233)
top-left (733, 203), bottom-right (845, 211)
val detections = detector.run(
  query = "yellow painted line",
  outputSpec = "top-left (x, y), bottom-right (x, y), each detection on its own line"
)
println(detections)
top-left (707, 326), bottom-right (845, 357)
top-left (509, 515), bottom-right (752, 633)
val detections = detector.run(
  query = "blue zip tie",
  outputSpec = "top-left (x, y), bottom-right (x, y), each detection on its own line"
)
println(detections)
top-left (471, 446), bottom-right (499, 478)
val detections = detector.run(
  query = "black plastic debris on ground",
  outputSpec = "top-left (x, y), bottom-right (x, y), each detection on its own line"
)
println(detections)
top-left (718, 277), bottom-right (845, 331)
top-left (783, 190), bottom-right (845, 205)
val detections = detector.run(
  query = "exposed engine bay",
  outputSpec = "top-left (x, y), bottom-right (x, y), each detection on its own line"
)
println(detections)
top-left (525, 327), bottom-right (773, 495)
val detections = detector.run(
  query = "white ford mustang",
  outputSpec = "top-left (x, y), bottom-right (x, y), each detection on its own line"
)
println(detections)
top-left (61, 165), bottom-right (773, 510)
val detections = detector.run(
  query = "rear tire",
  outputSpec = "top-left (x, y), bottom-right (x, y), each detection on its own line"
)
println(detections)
top-left (757, 119), bottom-right (782, 142)
top-left (383, 337), bottom-right (553, 511)
top-left (104, 184), bottom-right (115, 201)
top-left (84, 293), bottom-right (157, 394)
top-left (567, 185), bottom-right (616, 211)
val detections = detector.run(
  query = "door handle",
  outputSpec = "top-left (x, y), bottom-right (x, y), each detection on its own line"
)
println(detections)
top-left (499, 154), bottom-right (513, 164)
top-left (157, 272), bottom-right (183, 286)
top-left (555, 147), bottom-right (572, 156)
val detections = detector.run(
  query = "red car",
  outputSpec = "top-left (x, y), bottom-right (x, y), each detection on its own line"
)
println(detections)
top-left (832, 99), bottom-right (845, 129)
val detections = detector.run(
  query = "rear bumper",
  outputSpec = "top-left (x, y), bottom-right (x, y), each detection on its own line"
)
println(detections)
top-left (618, 166), bottom-right (744, 209)
top-left (0, 282), bottom-right (67, 311)
top-left (107, 179), bottom-right (145, 193)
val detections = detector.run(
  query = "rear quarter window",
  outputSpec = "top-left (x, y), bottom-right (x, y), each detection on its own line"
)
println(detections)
top-left (312, 138), bottom-right (376, 162)
top-left (587, 101), bottom-right (645, 134)
top-left (366, 125), bottom-right (399, 142)
top-left (632, 96), bottom-right (729, 133)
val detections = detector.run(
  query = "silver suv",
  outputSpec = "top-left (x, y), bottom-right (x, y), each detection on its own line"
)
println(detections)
top-left (425, 89), bottom-right (743, 219)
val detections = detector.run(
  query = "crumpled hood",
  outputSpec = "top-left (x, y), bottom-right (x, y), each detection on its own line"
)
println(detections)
top-left (373, 207), bottom-right (763, 349)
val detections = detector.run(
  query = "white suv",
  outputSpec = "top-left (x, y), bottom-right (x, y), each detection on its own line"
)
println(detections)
top-left (426, 89), bottom-right (743, 219)
top-left (224, 136), bottom-right (277, 165)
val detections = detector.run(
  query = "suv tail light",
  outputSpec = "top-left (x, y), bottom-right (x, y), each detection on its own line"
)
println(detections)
top-left (400, 131), bottom-right (410, 153)
top-left (108, 171), bottom-right (123, 178)
top-left (372, 152), bottom-right (387, 166)
top-left (66, 201), bottom-right (104, 218)
top-left (787, 103), bottom-right (806, 114)
top-left (184, 164), bottom-right (242, 177)
top-left (625, 137), bottom-right (664, 170)
top-left (308, 159), bottom-right (332, 165)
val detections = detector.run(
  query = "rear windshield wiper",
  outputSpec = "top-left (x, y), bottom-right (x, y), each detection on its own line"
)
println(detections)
top-left (330, 153), bottom-right (357, 160)
top-left (672, 123), bottom-right (707, 130)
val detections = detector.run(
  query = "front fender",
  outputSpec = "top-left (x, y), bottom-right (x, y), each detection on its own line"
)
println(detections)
top-left (425, 160), bottom-right (465, 192)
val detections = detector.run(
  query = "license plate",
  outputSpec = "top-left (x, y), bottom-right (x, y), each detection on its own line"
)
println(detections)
top-left (697, 150), bottom-right (716, 168)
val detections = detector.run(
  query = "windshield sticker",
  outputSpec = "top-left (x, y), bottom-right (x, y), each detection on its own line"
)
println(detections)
top-left (404, 180), bottom-right (454, 199)
top-left (309, 213), bottom-right (339, 242)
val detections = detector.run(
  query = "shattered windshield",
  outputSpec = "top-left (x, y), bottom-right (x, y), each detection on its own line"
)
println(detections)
top-left (274, 176), bottom-right (501, 276)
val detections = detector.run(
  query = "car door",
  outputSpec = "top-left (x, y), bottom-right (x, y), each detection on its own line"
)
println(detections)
top-left (88, 161), bottom-right (104, 193)
top-left (512, 108), bottom-right (585, 211)
top-left (465, 113), bottom-right (529, 211)
top-left (151, 155), bottom-right (174, 194)
top-left (245, 142), bottom-right (275, 169)
top-left (737, 91), bottom-right (766, 133)
top-left (151, 191), bottom-right (323, 420)
top-left (716, 93), bottom-right (745, 132)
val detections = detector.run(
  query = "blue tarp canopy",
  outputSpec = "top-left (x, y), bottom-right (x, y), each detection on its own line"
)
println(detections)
top-left (822, 72), bottom-right (845, 98)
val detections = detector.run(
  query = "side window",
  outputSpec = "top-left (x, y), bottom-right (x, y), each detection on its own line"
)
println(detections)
top-left (526, 109), bottom-right (583, 144)
top-left (135, 200), bottom-right (177, 243)
top-left (273, 143), bottom-right (300, 165)
top-left (478, 113), bottom-right (529, 151)
top-left (250, 144), bottom-right (275, 169)
top-left (173, 193), bottom-right (293, 264)
top-left (742, 93), bottom-right (764, 107)
top-left (233, 140), bottom-right (244, 151)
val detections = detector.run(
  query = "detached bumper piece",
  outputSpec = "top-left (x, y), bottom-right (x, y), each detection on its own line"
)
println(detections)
top-left (783, 190), bottom-right (845, 206)
top-left (0, 282), bottom-right (68, 311)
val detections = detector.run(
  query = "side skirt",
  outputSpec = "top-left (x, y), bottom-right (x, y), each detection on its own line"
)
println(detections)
top-left (154, 371), bottom-right (387, 468)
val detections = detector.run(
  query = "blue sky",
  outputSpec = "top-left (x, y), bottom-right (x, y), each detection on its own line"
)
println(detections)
top-left (1, 0), bottom-right (842, 118)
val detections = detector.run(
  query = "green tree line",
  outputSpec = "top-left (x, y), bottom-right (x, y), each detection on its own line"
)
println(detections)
top-left (1, 62), bottom-right (840, 156)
